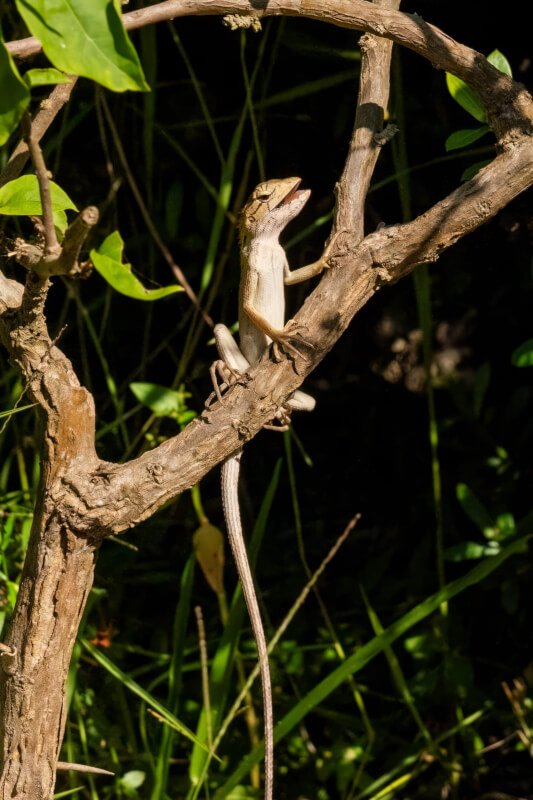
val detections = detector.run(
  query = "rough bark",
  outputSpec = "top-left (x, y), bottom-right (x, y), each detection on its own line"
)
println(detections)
top-left (1, 2), bottom-right (533, 797)
top-left (0, 517), bottom-right (98, 799)
top-left (0, 276), bottom-right (100, 798)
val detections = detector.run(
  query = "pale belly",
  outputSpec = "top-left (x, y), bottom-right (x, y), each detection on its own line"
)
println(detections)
top-left (239, 246), bottom-right (286, 365)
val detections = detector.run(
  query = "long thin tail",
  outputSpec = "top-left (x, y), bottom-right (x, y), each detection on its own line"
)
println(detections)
top-left (221, 452), bottom-right (273, 800)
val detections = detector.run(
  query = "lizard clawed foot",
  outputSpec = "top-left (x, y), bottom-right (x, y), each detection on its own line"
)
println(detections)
top-left (207, 359), bottom-right (243, 407)
top-left (320, 228), bottom-right (347, 270)
top-left (263, 402), bottom-right (292, 432)
top-left (271, 320), bottom-right (311, 363)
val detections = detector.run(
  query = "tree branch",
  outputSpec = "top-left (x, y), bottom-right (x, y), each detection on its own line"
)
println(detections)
top-left (334, 0), bottom-right (400, 240)
top-left (2, 7), bottom-right (532, 797)
top-left (2, 1), bottom-right (532, 539)
top-left (1, 0), bottom-right (531, 542)
top-left (5, 0), bottom-right (522, 121)
top-left (21, 112), bottom-right (61, 260)
top-left (43, 139), bottom-right (532, 537)
top-left (0, 273), bottom-right (98, 476)
top-left (0, 79), bottom-right (78, 188)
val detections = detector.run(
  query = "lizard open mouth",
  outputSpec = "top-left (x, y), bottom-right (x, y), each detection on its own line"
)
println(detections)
top-left (279, 179), bottom-right (303, 205)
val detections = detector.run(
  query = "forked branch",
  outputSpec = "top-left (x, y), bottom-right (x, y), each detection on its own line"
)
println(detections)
top-left (1, 2), bottom-right (532, 538)
top-left (1, 5), bottom-right (532, 799)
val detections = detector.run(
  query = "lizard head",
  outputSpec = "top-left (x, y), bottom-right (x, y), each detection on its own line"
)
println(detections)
top-left (240, 177), bottom-right (311, 238)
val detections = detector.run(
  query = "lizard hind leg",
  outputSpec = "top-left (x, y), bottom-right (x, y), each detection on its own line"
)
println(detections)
top-left (208, 323), bottom-right (251, 407)
top-left (207, 359), bottom-right (238, 406)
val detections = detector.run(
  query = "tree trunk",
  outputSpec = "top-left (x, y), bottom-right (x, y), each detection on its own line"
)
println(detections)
top-left (0, 498), bottom-right (98, 800)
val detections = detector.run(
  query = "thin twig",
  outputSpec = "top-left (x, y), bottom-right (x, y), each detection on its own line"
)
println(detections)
top-left (21, 112), bottom-right (61, 260)
top-left (56, 762), bottom-right (114, 776)
top-left (0, 79), bottom-right (78, 188)
top-left (211, 515), bottom-right (360, 760)
top-left (57, 206), bottom-right (99, 274)
top-left (195, 606), bottom-right (213, 749)
top-left (4, 0), bottom-right (516, 114)
top-left (97, 92), bottom-right (213, 328)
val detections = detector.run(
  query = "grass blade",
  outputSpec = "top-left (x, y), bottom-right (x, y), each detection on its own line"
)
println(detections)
top-left (80, 638), bottom-right (212, 755)
top-left (213, 537), bottom-right (529, 797)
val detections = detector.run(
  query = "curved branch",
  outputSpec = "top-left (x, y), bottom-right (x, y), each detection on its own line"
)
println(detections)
top-left (2, 6), bottom-right (531, 797)
top-left (5, 1), bottom-right (521, 119)
top-left (3, 0), bottom-right (532, 538)
top-left (56, 135), bottom-right (533, 536)
top-left (0, 274), bottom-right (98, 478)
top-left (0, 79), bottom-right (78, 188)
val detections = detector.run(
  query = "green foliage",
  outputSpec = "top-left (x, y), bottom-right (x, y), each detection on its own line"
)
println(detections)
top-left (214, 537), bottom-right (530, 798)
top-left (0, 26), bottom-right (29, 145)
top-left (130, 383), bottom-right (195, 425)
top-left (118, 771), bottom-right (146, 798)
top-left (446, 49), bottom-right (512, 124)
top-left (15, 0), bottom-right (149, 92)
top-left (487, 49), bottom-right (513, 76)
top-left (448, 483), bottom-right (520, 562)
top-left (445, 73), bottom-right (487, 123)
top-left (445, 49), bottom-right (513, 158)
top-left (81, 639), bottom-right (211, 753)
top-left (0, 403), bottom-right (36, 419)
top-left (445, 125), bottom-right (489, 152)
top-left (0, 174), bottom-right (77, 233)
top-left (90, 232), bottom-right (182, 300)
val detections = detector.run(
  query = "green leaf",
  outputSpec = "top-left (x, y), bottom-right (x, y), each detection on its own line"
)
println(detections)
top-left (456, 483), bottom-right (494, 535)
top-left (487, 49), bottom-right (512, 77)
top-left (90, 232), bottom-right (181, 301)
top-left (15, 0), bottom-right (149, 92)
top-left (98, 229), bottom-right (123, 261)
top-left (0, 174), bottom-right (77, 233)
top-left (511, 338), bottom-right (533, 367)
top-left (446, 73), bottom-right (486, 123)
top-left (0, 28), bottom-right (30, 145)
top-left (23, 68), bottom-right (72, 88)
top-left (151, 555), bottom-right (195, 800)
top-left (445, 125), bottom-right (490, 152)
top-left (446, 50), bottom-right (511, 124)
top-left (0, 174), bottom-right (77, 215)
top-left (214, 536), bottom-right (529, 798)
top-left (80, 639), bottom-right (213, 755)
top-left (130, 382), bottom-right (185, 419)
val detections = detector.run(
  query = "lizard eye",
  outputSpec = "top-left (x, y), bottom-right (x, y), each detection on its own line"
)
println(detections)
top-left (257, 192), bottom-right (271, 201)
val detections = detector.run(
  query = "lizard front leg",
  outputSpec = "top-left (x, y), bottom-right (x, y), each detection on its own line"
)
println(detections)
top-left (283, 229), bottom-right (344, 286)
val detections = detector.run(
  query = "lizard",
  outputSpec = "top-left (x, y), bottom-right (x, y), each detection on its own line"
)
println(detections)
top-left (212, 176), bottom-right (331, 800)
